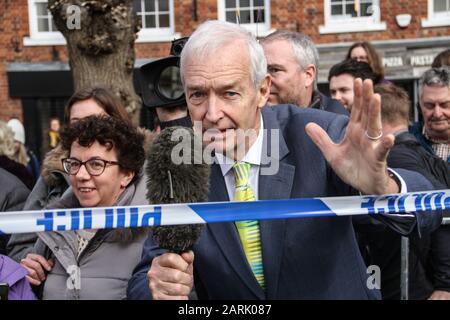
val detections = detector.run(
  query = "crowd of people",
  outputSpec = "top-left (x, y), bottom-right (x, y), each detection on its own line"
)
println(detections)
top-left (0, 20), bottom-right (449, 300)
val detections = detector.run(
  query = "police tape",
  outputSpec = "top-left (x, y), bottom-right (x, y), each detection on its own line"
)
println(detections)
top-left (0, 190), bottom-right (449, 235)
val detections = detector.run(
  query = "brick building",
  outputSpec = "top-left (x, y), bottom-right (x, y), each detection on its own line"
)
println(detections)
top-left (0, 0), bottom-right (449, 159)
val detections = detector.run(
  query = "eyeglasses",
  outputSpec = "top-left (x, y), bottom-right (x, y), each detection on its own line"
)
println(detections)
top-left (62, 158), bottom-right (120, 176)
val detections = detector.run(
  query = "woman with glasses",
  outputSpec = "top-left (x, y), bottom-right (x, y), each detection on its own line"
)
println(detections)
top-left (20, 115), bottom-right (148, 299)
top-left (8, 86), bottom-right (141, 263)
top-left (7, 86), bottom-right (131, 262)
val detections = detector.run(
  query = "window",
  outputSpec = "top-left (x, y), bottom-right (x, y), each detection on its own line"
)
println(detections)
top-left (330, 0), bottom-right (374, 18)
top-left (422, 0), bottom-right (450, 27)
top-left (218, 0), bottom-right (272, 36)
top-left (134, 0), bottom-right (178, 42)
top-left (25, 0), bottom-right (178, 45)
top-left (24, 0), bottom-right (65, 46)
top-left (35, 0), bottom-right (57, 32)
top-left (320, 0), bottom-right (386, 34)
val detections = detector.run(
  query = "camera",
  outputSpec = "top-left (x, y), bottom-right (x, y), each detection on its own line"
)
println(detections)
top-left (138, 37), bottom-right (189, 109)
top-left (0, 283), bottom-right (9, 300)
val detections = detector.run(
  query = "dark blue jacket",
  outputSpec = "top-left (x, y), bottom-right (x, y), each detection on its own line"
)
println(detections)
top-left (0, 168), bottom-right (30, 256)
top-left (128, 105), bottom-right (439, 300)
top-left (410, 122), bottom-right (450, 164)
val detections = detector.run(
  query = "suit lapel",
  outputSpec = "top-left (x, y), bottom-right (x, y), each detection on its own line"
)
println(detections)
top-left (208, 222), bottom-right (265, 298)
top-left (259, 108), bottom-right (295, 298)
top-left (208, 164), bottom-right (229, 202)
top-left (259, 162), bottom-right (294, 298)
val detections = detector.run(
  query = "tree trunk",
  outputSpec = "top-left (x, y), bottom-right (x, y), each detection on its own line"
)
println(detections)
top-left (48, 0), bottom-right (141, 124)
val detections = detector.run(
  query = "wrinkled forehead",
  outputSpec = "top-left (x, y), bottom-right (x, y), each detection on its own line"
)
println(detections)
top-left (182, 42), bottom-right (252, 82)
top-left (421, 84), bottom-right (450, 101)
top-left (182, 38), bottom-right (249, 66)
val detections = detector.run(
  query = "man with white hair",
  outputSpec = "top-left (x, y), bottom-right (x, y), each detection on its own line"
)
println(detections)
top-left (128, 20), bottom-right (439, 300)
top-left (260, 30), bottom-right (347, 115)
top-left (411, 67), bottom-right (450, 164)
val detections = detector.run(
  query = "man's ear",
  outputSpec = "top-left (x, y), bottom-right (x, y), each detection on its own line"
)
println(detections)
top-left (257, 74), bottom-right (272, 108)
top-left (120, 170), bottom-right (135, 188)
top-left (304, 64), bottom-right (316, 88)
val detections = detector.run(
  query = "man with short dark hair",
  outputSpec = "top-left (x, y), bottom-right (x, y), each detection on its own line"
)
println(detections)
top-left (328, 59), bottom-right (378, 112)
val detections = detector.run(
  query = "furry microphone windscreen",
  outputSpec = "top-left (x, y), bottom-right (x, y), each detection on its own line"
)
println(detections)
top-left (146, 126), bottom-right (210, 253)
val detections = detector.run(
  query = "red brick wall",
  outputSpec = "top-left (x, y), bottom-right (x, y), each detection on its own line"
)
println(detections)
top-left (1, 0), bottom-right (449, 121)
top-left (0, 0), bottom-right (68, 121)
top-left (269, 0), bottom-right (450, 42)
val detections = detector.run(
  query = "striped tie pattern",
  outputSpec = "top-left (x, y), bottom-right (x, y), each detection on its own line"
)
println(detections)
top-left (233, 162), bottom-right (265, 289)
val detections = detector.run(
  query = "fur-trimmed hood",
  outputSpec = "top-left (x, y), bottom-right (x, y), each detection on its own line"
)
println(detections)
top-left (41, 144), bottom-right (68, 187)
top-left (139, 127), bottom-right (157, 157)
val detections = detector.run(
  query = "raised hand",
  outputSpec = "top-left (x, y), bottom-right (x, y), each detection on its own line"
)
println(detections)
top-left (305, 78), bottom-right (399, 195)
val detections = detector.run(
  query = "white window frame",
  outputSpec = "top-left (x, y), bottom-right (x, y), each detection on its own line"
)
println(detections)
top-left (217, 0), bottom-right (274, 37)
top-left (422, 0), bottom-right (450, 27)
top-left (24, 0), bottom-right (66, 46)
top-left (319, 0), bottom-right (386, 34)
top-left (135, 0), bottom-right (179, 43)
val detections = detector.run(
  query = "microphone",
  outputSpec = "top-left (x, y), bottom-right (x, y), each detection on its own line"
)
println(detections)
top-left (145, 126), bottom-right (210, 254)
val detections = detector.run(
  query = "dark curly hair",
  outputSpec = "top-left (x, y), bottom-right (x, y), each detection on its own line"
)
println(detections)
top-left (60, 115), bottom-right (145, 182)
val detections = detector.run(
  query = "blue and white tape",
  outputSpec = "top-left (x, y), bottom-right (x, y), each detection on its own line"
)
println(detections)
top-left (0, 190), bottom-right (449, 235)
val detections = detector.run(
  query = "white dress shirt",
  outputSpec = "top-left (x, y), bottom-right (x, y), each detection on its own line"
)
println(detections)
top-left (215, 114), bottom-right (264, 201)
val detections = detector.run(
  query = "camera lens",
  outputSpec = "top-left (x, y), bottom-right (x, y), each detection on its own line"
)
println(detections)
top-left (158, 66), bottom-right (184, 100)
top-left (172, 44), bottom-right (183, 56)
top-left (170, 37), bottom-right (189, 57)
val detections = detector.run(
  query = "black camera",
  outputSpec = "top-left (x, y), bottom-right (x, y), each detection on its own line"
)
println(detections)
top-left (138, 37), bottom-right (189, 109)
top-left (0, 283), bottom-right (9, 300)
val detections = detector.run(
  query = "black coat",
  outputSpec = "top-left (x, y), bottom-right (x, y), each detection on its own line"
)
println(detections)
top-left (0, 168), bottom-right (30, 255)
top-left (0, 155), bottom-right (35, 190)
top-left (356, 131), bottom-right (450, 300)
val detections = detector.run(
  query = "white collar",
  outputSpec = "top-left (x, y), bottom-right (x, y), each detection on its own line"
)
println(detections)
top-left (215, 113), bottom-right (264, 177)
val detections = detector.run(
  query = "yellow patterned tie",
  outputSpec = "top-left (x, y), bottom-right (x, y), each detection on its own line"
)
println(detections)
top-left (233, 162), bottom-right (265, 290)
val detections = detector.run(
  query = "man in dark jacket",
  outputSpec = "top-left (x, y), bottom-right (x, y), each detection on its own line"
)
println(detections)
top-left (356, 84), bottom-right (450, 300)
top-left (410, 67), bottom-right (450, 164)
top-left (0, 168), bottom-right (30, 255)
top-left (260, 30), bottom-right (348, 115)
top-left (328, 59), bottom-right (378, 112)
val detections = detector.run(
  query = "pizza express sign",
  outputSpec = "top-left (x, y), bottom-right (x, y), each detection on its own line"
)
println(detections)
top-left (382, 52), bottom-right (437, 68)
